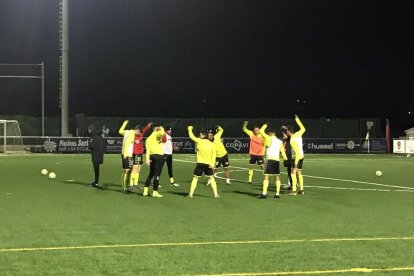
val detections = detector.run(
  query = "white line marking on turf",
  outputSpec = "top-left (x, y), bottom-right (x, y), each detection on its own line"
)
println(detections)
top-left (193, 266), bottom-right (414, 276)
top-left (1, 236), bottom-right (413, 253)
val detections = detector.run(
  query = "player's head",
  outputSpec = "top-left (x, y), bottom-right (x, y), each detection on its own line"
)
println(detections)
top-left (152, 123), bottom-right (162, 131)
top-left (281, 126), bottom-right (289, 138)
top-left (266, 127), bottom-right (276, 136)
top-left (199, 128), bottom-right (208, 139)
top-left (253, 125), bottom-right (260, 135)
top-left (87, 124), bottom-right (96, 134)
top-left (134, 125), bottom-right (142, 135)
top-left (286, 125), bottom-right (295, 136)
top-left (165, 126), bottom-right (172, 135)
top-left (207, 129), bottom-right (214, 141)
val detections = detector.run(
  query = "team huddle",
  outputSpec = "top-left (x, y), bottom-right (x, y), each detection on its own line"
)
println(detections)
top-left (111, 115), bottom-right (305, 199)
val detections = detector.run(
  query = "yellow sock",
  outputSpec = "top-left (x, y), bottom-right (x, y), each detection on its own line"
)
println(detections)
top-left (262, 179), bottom-right (269, 195)
top-left (291, 173), bottom-right (297, 192)
top-left (298, 174), bottom-right (304, 190)
top-left (248, 169), bottom-right (253, 182)
top-left (276, 180), bottom-right (281, 195)
top-left (135, 172), bottom-right (140, 185)
top-left (129, 172), bottom-right (136, 187)
top-left (170, 177), bottom-right (175, 184)
top-left (190, 177), bottom-right (198, 196)
top-left (143, 187), bottom-right (149, 196)
top-left (209, 177), bottom-right (218, 196)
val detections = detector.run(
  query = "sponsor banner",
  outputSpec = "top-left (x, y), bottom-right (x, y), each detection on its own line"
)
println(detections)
top-left (393, 140), bottom-right (406, 153)
top-left (406, 140), bottom-right (414, 154)
top-left (32, 137), bottom-right (386, 154)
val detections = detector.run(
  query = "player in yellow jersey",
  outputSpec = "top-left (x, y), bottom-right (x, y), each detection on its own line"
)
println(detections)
top-left (207, 125), bottom-right (231, 185)
top-left (257, 124), bottom-right (288, 199)
top-left (143, 124), bottom-right (165, 198)
top-left (118, 120), bottom-right (137, 192)
top-left (187, 126), bottom-right (219, 198)
top-left (242, 121), bottom-right (265, 184)
top-left (286, 115), bottom-right (306, 195)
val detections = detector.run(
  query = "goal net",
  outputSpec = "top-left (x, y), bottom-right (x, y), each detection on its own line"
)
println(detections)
top-left (0, 120), bottom-right (25, 153)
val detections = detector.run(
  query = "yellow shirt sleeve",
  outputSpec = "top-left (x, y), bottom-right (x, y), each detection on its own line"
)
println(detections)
top-left (259, 124), bottom-right (271, 147)
top-left (280, 144), bottom-right (288, 160)
top-left (215, 126), bottom-right (223, 139)
top-left (242, 125), bottom-right (253, 138)
top-left (145, 138), bottom-right (151, 162)
top-left (118, 120), bottom-right (128, 135)
top-left (188, 127), bottom-right (200, 143)
top-left (295, 117), bottom-right (306, 136)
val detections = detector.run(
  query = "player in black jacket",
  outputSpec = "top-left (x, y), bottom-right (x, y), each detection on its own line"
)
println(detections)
top-left (88, 125), bottom-right (106, 188)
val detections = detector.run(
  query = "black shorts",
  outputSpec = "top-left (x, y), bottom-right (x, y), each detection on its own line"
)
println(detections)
top-left (193, 163), bottom-right (214, 177)
top-left (264, 160), bottom-right (280, 175)
top-left (133, 154), bottom-right (143, 165)
top-left (121, 155), bottom-right (133, 169)
top-left (292, 158), bottom-right (304, 170)
top-left (216, 154), bottom-right (230, 168)
top-left (249, 154), bottom-right (264, 165)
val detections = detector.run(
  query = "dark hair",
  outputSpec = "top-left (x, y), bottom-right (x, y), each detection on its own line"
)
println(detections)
top-left (134, 125), bottom-right (142, 130)
top-left (266, 127), bottom-right (276, 134)
top-left (165, 126), bottom-right (172, 131)
top-left (253, 125), bottom-right (260, 129)
top-left (200, 129), bottom-right (208, 137)
top-left (88, 124), bottom-right (96, 133)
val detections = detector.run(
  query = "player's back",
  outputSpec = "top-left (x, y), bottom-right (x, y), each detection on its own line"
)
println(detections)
top-left (196, 139), bottom-right (214, 165)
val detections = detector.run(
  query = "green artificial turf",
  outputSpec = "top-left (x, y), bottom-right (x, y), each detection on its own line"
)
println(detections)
top-left (0, 153), bottom-right (413, 275)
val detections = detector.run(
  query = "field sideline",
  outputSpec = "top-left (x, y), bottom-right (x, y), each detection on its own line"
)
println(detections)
top-left (0, 153), bottom-right (413, 275)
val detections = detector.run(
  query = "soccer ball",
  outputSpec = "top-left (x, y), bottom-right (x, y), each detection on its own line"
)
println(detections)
top-left (48, 172), bottom-right (56, 179)
top-left (375, 170), bottom-right (382, 177)
top-left (41, 169), bottom-right (48, 175)
top-left (407, 154), bottom-right (411, 158)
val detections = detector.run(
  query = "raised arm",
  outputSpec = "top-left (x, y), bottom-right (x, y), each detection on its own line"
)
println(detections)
top-left (118, 120), bottom-right (129, 135)
top-left (294, 115), bottom-right (306, 136)
top-left (187, 126), bottom-right (199, 143)
top-left (242, 121), bottom-right (253, 137)
top-left (258, 124), bottom-right (271, 147)
top-left (215, 126), bottom-right (224, 140)
top-left (280, 143), bottom-right (288, 160)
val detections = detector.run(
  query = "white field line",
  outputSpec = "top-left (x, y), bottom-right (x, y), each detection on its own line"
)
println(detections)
top-left (174, 159), bottom-right (414, 191)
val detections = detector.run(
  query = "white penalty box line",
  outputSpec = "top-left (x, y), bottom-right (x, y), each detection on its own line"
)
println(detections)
top-left (174, 159), bottom-right (414, 192)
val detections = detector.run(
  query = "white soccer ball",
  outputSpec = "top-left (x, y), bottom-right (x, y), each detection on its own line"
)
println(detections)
top-left (407, 154), bottom-right (411, 158)
top-left (41, 169), bottom-right (48, 175)
top-left (48, 172), bottom-right (56, 179)
top-left (375, 170), bottom-right (382, 177)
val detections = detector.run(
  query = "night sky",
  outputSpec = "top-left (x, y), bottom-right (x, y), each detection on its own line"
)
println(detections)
top-left (0, 0), bottom-right (413, 129)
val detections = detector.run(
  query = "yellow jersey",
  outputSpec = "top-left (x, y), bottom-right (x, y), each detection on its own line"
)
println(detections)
top-left (188, 127), bottom-right (216, 167)
top-left (259, 124), bottom-right (287, 161)
top-left (213, 126), bottom-right (227, 158)
top-left (290, 117), bottom-right (305, 160)
top-left (119, 121), bottom-right (135, 157)
top-left (145, 127), bottom-right (165, 162)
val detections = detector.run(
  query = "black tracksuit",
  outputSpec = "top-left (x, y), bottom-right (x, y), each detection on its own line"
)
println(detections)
top-left (88, 131), bottom-right (106, 184)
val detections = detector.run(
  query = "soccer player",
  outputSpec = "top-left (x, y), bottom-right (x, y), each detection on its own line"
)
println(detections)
top-left (242, 121), bottom-right (265, 184)
top-left (187, 126), bottom-right (219, 198)
top-left (130, 122), bottom-right (152, 191)
top-left (207, 126), bottom-right (231, 185)
top-left (281, 126), bottom-right (294, 190)
top-left (88, 125), bottom-right (106, 188)
top-left (257, 124), bottom-right (288, 199)
top-left (118, 120), bottom-right (135, 192)
top-left (286, 115), bottom-right (306, 195)
top-left (162, 126), bottom-right (179, 187)
top-left (143, 125), bottom-right (165, 197)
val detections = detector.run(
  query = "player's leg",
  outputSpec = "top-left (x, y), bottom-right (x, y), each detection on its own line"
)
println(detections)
top-left (257, 173), bottom-right (269, 198)
top-left (205, 167), bottom-right (219, 198)
top-left (152, 155), bottom-right (165, 197)
top-left (297, 159), bottom-right (304, 194)
top-left (165, 154), bottom-right (177, 186)
top-left (121, 155), bottom-right (132, 192)
top-left (248, 155), bottom-right (255, 184)
top-left (207, 158), bottom-right (219, 186)
top-left (90, 162), bottom-right (100, 187)
top-left (223, 154), bottom-right (230, 184)
top-left (143, 156), bottom-right (155, 196)
top-left (289, 159), bottom-right (298, 196)
top-left (287, 164), bottom-right (293, 189)
top-left (188, 164), bottom-right (203, 197)
top-left (275, 175), bottom-right (281, 198)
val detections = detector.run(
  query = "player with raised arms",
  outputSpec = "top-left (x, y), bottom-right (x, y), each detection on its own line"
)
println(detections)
top-left (130, 122), bottom-right (152, 191)
top-left (118, 120), bottom-right (135, 192)
top-left (242, 121), bottom-right (265, 184)
top-left (257, 124), bottom-right (288, 199)
top-left (187, 126), bottom-right (219, 198)
top-left (207, 125), bottom-right (231, 185)
top-left (286, 115), bottom-right (306, 195)
top-left (143, 124), bottom-right (165, 198)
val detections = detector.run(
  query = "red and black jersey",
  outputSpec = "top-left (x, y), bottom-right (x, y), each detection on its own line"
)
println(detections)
top-left (133, 125), bottom-right (150, 154)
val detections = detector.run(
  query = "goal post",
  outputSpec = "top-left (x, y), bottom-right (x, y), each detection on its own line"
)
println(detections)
top-left (0, 120), bottom-right (25, 153)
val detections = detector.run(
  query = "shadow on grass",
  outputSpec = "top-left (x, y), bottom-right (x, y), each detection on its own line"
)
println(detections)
top-left (61, 180), bottom-right (126, 194)
top-left (232, 190), bottom-right (259, 198)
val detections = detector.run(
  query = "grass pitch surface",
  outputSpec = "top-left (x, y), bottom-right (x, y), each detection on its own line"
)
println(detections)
top-left (0, 153), bottom-right (413, 275)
